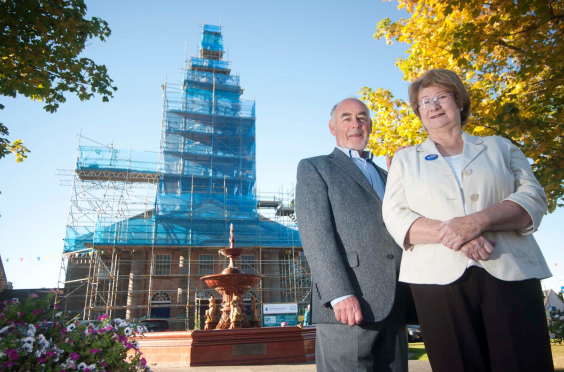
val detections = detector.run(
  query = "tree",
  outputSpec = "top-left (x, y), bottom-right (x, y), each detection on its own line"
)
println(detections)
top-left (360, 0), bottom-right (564, 212)
top-left (0, 0), bottom-right (117, 162)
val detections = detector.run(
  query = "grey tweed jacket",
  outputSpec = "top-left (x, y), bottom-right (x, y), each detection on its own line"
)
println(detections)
top-left (296, 148), bottom-right (403, 324)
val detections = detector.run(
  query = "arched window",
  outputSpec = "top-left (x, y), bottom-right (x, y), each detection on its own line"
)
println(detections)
top-left (243, 290), bottom-right (258, 300)
top-left (196, 290), bottom-right (217, 299)
top-left (151, 292), bottom-right (171, 304)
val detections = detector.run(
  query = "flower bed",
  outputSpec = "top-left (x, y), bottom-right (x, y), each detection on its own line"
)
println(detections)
top-left (0, 292), bottom-right (150, 371)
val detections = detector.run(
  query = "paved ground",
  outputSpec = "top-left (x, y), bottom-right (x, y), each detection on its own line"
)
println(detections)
top-left (151, 360), bottom-right (432, 371)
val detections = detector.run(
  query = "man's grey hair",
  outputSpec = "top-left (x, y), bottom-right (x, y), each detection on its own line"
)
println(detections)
top-left (330, 97), bottom-right (371, 124)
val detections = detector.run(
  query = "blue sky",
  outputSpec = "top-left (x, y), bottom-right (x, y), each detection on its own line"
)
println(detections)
top-left (1, 0), bottom-right (563, 292)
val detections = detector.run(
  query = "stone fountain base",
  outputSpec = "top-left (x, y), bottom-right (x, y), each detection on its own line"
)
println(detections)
top-left (129, 326), bottom-right (316, 366)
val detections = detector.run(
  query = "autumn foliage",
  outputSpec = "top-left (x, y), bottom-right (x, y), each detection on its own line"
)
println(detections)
top-left (361, 0), bottom-right (564, 211)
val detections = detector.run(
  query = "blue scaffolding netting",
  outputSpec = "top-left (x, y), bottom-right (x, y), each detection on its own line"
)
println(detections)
top-left (64, 25), bottom-right (301, 252)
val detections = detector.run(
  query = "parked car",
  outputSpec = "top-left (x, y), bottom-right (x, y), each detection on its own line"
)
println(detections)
top-left (138, 319), bottom-right (170, 332)
top-left (79, 320), bottom-right (103, 327)
top-left (407, 325), bottom-right (423, 342)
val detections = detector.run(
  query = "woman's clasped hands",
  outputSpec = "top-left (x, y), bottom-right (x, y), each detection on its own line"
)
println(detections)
top-left (436, 216), bottom-right (496, 261)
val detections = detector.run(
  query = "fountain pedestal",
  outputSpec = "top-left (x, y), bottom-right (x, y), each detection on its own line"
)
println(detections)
top-left (129, 326), bottom-right (316, 366)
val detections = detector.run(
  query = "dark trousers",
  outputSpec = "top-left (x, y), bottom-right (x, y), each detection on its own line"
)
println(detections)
top-left (410, 267), bottom-right (554, 372)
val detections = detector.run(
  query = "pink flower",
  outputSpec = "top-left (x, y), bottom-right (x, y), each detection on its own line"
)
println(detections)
top-left (55, 305), bottom-right (62, 310)
top-left (90, 349), bottom-right (100, 354)
top-left (69, 352), bottom-right (80, 361)
top-left (141, 357), bottom-right (147, 367)
top-left (46, 351), bottom-right (56, 357)
top-left (32, 309), bottom-right (41, 315)
top-left (30, 293), bottom-right (39, 298)
top-left (17, 311), bottom-right (23, 318)
top-left (37, 357), bottom-right (46, 363)
top-left (60, 328), bottom-right (67, 335)
top-left (124, 342), bottom-right (133, 348)
top-left (118, 335), bottom-right (127, 343)
top-left (97, 314), bottom-right (108, 321)
top-left (9, 352), bottom-right (19, 361)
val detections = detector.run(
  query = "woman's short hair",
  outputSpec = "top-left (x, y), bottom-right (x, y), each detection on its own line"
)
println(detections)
top-left (408, 69), bottom-right (471, 126)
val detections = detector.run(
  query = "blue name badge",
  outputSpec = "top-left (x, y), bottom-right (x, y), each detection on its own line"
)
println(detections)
top-left (425, 154), bottom-right (439, 161)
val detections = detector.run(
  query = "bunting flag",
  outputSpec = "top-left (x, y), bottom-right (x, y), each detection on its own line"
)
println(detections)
top-left (37, 257), bottom-right (40, 261)
top-left (19, 258), bottom-right (23, 262)
top-left (6, 258), bottom-right (9, 262)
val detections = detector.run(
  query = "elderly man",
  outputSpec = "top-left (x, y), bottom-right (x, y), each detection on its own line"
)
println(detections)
top-left (296, 98), bottom-right (408, 372)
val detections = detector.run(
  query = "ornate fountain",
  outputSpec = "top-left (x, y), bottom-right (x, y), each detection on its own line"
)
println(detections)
top-left (131, 224), bottom-right (315, 366)
top-left (200, 224), bottom-right (264, 329)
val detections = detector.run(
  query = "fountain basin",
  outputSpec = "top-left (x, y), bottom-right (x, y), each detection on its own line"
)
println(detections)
top-left (201, 273), bottom-right (263, 291)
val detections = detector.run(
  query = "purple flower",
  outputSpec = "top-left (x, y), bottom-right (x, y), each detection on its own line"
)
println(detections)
top-left (55, 305), bottom-right (62, 310)
top-left (124, 342), bottom-right (133, 348)
top-left (69, 352), bottom-right (80, 361)
top-left (17, 311), bottom-right (23, 318)
top-left (101, 361), bottom-right (108, 367)
top-left (3, 361), bottom-right (17, 368)
top-left (38, 357), bottom-right (47, 363)
top-left (30, 293), bottom-right (39, 298)
top-left (89, 349), bottom-right (100, 354)
top-left (32, 309), bottom-right (41, 315)
top-left (141, 357), bottom-right (147, 367)
top-left (9, 352), bottom-right (19, 361)
top-left (46, 351), bottom-right (56, 357)
top-left (97, 314), bottom-right (108, 321)
top-left (118, 335), bottom-right (127, 343)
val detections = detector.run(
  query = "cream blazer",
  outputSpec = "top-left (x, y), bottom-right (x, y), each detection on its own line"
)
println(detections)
top-left (382, 132), bottom-right (552, 284)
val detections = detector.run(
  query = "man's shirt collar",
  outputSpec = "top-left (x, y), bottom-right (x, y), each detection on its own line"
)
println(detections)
top-left (336, 146), bottom-right (374, 161)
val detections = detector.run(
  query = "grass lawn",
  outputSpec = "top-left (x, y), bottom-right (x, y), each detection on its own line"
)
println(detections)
top-left (410, 342), bottom-right (564, 369)
top-left (552, 343), bottom-right (564, 371)
top-left (408, 342), bottom-right (428, 362)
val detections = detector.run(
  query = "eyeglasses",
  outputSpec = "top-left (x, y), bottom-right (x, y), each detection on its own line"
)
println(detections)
top-left (417, 92), bottom-right (455, 110)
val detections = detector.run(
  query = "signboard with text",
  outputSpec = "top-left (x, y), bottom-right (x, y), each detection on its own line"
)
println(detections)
top-left (262, 303), bottom-right (298, 315)
top-left (263, 314), bottom-right (298, 327)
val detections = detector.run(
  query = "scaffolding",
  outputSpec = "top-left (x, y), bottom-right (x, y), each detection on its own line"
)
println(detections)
top-left (57, 24), bottom-right (310, 330)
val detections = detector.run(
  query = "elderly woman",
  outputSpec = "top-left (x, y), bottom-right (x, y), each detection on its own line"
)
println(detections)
top-left (383, 68), bottom-right (554, 372)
